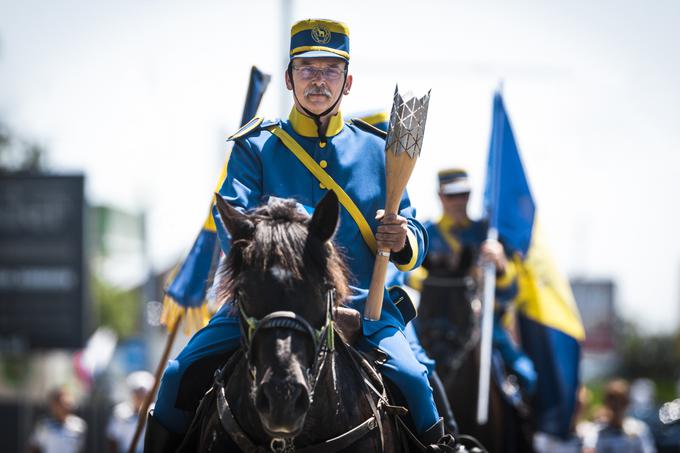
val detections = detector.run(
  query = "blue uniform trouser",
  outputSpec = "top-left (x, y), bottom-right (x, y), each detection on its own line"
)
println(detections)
top-left (154, 305), bottom-right (439, 435)
top-left (492, 312), bottom-right (537, 395)
top-left (403, 321), bottom-right (436, 375)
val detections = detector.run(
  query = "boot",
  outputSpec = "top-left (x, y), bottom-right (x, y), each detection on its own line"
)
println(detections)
top-left (429, 371), bottom-right (459, 435)
top-left (421, 417), bottom-right (457, 452)
top-left (144, 410), bottom-right (184, 453)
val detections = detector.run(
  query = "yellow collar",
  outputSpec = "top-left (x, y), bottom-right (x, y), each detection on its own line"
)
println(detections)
top-left (438, 214), bottom-right (470, 230)
top-left (289, 107), bottom-right (345, 138)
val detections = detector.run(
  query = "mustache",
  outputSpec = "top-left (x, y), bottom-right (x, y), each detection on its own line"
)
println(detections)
top-left (303, 86), bottom-right (332, 98)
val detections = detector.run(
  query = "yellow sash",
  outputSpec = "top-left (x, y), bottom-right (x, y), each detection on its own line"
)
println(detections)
top-left (268, 126), bottom-right (378, 254)
top-left (435, 215), bottom-right (462, 255)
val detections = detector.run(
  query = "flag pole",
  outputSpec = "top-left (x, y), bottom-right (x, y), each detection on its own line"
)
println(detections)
top-left (477, 87), bottom-right (504, 425)
top-left (127, 314), bottom-right (182, 453)
top-left (477, 229), bottom-right (497, 425)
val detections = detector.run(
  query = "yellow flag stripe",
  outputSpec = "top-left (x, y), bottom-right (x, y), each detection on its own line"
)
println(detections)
top-left (515, 221), bottom-right (585, 341)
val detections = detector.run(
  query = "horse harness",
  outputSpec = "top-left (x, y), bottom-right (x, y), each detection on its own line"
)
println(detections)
top-left (237, 286), bottom-right (337, 402)
top-left (214, 287), bottom-right (400, 452)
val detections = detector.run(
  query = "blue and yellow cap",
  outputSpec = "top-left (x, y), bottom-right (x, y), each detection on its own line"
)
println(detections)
top-left (438, 168), bottom-right (471, 195)
top-left (290, 19), bottom-right (350, 62)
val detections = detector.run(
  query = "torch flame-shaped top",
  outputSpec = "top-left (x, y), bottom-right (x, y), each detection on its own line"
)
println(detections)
top-left (385, 86), bottom-right (431, 159)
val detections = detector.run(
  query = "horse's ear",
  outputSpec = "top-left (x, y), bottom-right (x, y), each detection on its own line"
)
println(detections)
top-left (214, 193), bottom-right (254, 240)
top-left (309, 190), bottom-right (339, 243)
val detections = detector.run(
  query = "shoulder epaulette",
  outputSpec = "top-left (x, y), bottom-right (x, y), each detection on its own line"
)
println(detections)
top-left (228, 116), bottom-right (263, 141)
top-left (350, 118), bottom-right (387, 139)
top-left (260, 119), bottom-right (280, 129)
top-left (227, 116), bottom-right (278, 141)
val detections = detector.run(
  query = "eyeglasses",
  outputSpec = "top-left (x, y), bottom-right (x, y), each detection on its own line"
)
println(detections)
top-left (292, 65), bottom-right (346, 81)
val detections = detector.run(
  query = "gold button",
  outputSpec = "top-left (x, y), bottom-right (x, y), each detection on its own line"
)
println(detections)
top-left (319, 141), bottom-right (327, 148)
top-left (320, 160), bottom-right (328, 168)
top-left (319, 183), bottom-right (326, 189)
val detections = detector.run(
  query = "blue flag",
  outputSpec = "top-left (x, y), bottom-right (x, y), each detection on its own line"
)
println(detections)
top-left (483, 91), bottom-right (585, 438)
top-left (483, 93), bottom-right (535, 256)
top-left (162, 66), bottom-right (271, 334)
top-left (240, 66), bottom-right (272, 127)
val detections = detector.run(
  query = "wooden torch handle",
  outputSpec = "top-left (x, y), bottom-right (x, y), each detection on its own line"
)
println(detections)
top-left (364, 250), bottom-right (391, 320)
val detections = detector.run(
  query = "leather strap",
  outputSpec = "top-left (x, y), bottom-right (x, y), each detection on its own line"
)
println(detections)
top-left (268, 126), bottom-right (378, 255)
top-left (216, 384), bottom-right (266, 453)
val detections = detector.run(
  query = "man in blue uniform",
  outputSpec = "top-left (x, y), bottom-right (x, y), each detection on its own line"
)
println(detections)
top-left (418, 168), bottom-right (537, 395)
top-left (147, 19), bottom-right (453, 450)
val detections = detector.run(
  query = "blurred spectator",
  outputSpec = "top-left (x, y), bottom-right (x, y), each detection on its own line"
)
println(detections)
top-left (655, 377), bottom-right (680, 452)
top-left (106, 371), bottom-right (154, 453)
top-left (533, 385), bottom-right (590, 453)
top-left (575, 385), bottom-right (595, 437)
top-left (630, 379), bottom-right (658, 422)
top-left (27, 387), bottom-right (87, 453)
top-left (583, 378), bottom-right (656, 453)
top-left (630, 379), bottom-right (667, 444)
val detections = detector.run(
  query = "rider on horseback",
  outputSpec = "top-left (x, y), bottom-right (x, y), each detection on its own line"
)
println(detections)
top-left (414, 168), bottom-right (537, 397)
top-left (147, 19), bottom-right (455, 451)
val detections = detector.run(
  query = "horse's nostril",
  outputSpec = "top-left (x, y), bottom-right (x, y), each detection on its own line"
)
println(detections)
top-left (255, 388), bottom-right (271, 414)
top-left (294, 389), bottom-right (310, 414)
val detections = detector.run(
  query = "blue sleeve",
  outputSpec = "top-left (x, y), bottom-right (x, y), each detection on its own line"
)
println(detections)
top-left (212, 139), bottom-right (263, 254)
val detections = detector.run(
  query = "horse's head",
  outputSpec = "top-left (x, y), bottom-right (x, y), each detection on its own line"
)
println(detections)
top-left (215, 191), bottom-right (348, 438)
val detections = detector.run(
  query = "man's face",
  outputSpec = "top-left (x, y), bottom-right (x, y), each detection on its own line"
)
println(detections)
top-left (439, 191), bottom-right (470, 221)
top-left (285, 57), bottom-right (352, 116)
top-left (49, 391), bottom-right (73, 422)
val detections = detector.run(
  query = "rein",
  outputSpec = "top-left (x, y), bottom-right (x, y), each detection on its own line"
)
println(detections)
top-left (444, 310), bottom-right (480, 377)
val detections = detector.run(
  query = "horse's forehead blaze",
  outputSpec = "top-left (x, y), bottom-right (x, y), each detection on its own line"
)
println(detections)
top-left (275, 335), bottom-right (293, 356)
top-left (269, 265), bottom-right (293, 284)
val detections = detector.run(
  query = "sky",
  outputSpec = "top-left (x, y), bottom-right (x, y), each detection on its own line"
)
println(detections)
top-left (1, 0), bottom-right (679, 333)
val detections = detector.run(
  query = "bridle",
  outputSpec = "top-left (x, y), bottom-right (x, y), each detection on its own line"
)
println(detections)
top-left (216, 285), bottom-right (385, 452)
top-left (236, 285), bottom-right (336, 402)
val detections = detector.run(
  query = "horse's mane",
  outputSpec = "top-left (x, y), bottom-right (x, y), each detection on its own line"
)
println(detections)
top-left (216, 197), bottom-right (350, 307)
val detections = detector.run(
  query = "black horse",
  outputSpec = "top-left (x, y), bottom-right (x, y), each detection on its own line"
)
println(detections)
top-left (175, 192), bottom-right (408, 452)
top-left (416, 277), bottom-right (533, 453)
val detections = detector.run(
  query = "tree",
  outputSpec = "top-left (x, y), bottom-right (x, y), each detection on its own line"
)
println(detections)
top-left (91, 276), bottom-right (142, 339)
top-left (0, 120), bottom-right (47, 173)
